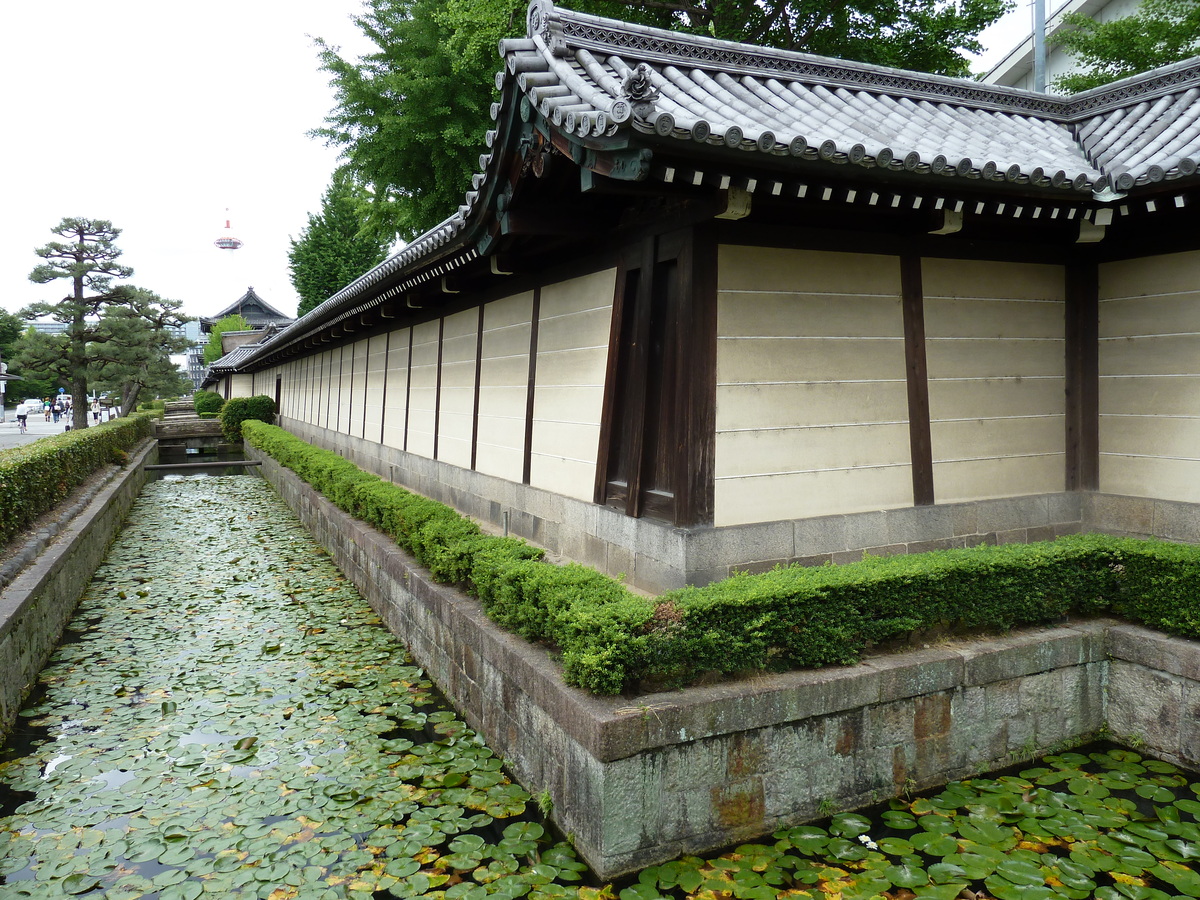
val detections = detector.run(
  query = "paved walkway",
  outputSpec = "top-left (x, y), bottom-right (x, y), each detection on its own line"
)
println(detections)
top-left (0, 408), bottom-right (116, 451)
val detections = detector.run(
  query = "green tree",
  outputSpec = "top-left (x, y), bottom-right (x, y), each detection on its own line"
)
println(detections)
top-left (315, 0), bottom-right (494, 243)
top-left (289, 175), bottom-right (393, 318)
top-left (316, 0), bottom-right (1007, 242)
top-left (1051, 0), bottom-right (1200, 92)
top-left (23, 217), bottom-right (187, 430)
top-left (203, 314), bottom-right (252, 365)
top-left (88, 292), bottom-right (193, 413)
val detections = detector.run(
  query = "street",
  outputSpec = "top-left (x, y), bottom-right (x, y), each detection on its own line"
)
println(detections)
top-left (0, 407), bottom-right (112, 451)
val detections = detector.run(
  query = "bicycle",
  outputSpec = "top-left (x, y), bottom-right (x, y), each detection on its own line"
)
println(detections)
top-left (17, 417), bottom-right (27, 434)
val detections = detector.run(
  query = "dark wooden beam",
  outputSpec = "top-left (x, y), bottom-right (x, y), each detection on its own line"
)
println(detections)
top-left (471, 304), bottom-right (485, 471)
top-left (676, 224), bottom-right (717, 526)
top-left (901, 256), bottom-right (935, 506)
top-left (1065, 262), bottom-right (1100, 490)
top-left (523, 289), bottom-right (541, 485)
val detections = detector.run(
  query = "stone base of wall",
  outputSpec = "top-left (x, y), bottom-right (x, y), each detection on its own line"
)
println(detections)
top-left (1083, 492), bottom-right (1200, 544)
top-left (0, 439), bottom-right (156, 742)
top-left (278, 418), bottom-right (1084, 593)
top-left (250, 443), bottom-right (1200, 879)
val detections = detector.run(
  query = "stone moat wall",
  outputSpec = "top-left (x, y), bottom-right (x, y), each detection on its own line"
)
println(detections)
top-left (248, 444), bottom-right (1200, 879)
top-left (0, 439), bottom-right (156, 741)
top-left (1, 442), bottom-right (1196, 878)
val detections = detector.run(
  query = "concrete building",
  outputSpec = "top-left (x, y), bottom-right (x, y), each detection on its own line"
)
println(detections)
top-left (209, 0), bottom-right (1200, 593)
top-left (983, 0), bottom-right (1142, 91)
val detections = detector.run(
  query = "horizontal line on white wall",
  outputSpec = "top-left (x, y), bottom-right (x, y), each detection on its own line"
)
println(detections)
top-left (923, 296), bottom-right (1062, 304)
top-left (927, 375), bottom-right (1062, 382)
top-left (1099, 290), bottom-right (1200, 302)
top-left (537, 306), bottom-right (612, 319)
top-left (718, 379), bottom-right (907, 386)
top-left (1098, 332), bottom-right (1200, 340)
top-left (926, 336), bottom-right (1063, 342)
top-left (715, 461), bottom-right (911, 479)
top-left (528, 450), bottom-right (593, 465)
top-left (931, 414), bottom-right (1063, 422)
top-left (718, 421), bottom-right (908, 433)
top-left (718, 335), bottom-right (902, 341)
top-left (535, 344), bottom-right (608, 354)
top-left (719, 289), bottom-right (899, 299)
top-left (933, 452), bottom-right (1061, 464)
top-left (1100, 413), bottom-right (1200, 419)
top-left (531, 417), bottom-right (600, 427)
top-left (1100, 451), bottom-right (1200, 462)
top-left (1098, 373), bottom-right (1200, 378)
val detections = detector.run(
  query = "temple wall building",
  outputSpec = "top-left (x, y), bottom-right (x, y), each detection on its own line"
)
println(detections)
top-left (208, 0), bottom-right (1200, 591)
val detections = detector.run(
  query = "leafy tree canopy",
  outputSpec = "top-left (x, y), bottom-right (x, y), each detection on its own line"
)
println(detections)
top-left (1051, 0), bottom-right (1200, 93)
top-left (22, 218), bottom-right (189, 429)
top-left (316, 0), bottom-right (1009, 241)
top-left (289, 174), bottom-right (394, 318)
top-left (203, 314), bottom-right (252, 365)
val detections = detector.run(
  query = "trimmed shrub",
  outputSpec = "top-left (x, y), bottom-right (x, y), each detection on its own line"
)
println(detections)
top-left (242, 421), bottom-right (1200, 695)
top-left (194, 390), bottom-right (224, 416)
top-left (0, 413), bottom-right (154, 549)
top-left (220, 395), bottom-right (276, 442)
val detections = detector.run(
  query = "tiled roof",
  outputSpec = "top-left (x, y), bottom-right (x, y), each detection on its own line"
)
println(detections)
top-left (511, 0), bottom-right (1200, 195)
top-left (235, 0), bottom-right (1200, 370)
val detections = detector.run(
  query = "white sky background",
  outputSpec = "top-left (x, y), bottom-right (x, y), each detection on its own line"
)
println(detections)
top-left (0, 0), bottom-right (1033, 324)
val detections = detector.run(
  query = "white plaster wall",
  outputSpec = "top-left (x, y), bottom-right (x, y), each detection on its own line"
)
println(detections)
top-left (319, 351), bottom-right (334, 432)
top-left (363, 335), bottom-right (388, 445)
top-left (229, 373), bottom-right (254, 399)
top-left (439, 309), bottom-right (480, 469)
top-left (407, 320), bottom-right (441, 459)
top-left (1099, 250), bottom-right (1200, 503)
top-left (714, 246), bottom-right (912, 526)
top-left (336, 346), bottom-right (354, 434)
top-left (349, 339), bottom-right (370, 439)
top-left (477, 292), bottom-right (534, 482)
top-left (530, 270), bottom-right (616, 501)
top-left (923, 258), bottom-right (1066, 503)
top-left (382, 328), bottom-right (411, 451)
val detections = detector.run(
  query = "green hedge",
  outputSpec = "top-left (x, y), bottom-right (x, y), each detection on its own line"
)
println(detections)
top-left (0, 413), bottom-right (154, 549)
top-left (220, 395), bottom-right (276, 442)
top-left (194, 390), bottom-right (224, 416)
top-left (242, 422), bottom-right (1200, 695)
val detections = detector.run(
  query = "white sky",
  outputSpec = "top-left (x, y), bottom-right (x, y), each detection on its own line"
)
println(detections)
top-left (0, 0), bottom-right (1032, 324)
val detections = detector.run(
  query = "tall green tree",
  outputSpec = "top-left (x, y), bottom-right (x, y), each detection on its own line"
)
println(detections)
top-left (315, 0), bottom-right (494, 243)
top-left (88, 292), bottom-right (193, 413)
top-left (1051, 0), bottom-right (1200, 93)
top-left (23, 217), bottom-right (187, 430)
top-left (289, 175), bottom-right (394, 318)
top-left (316, 0), bottom-right (1008, 242)
top-left (203, 314), bottom-right (252, 365)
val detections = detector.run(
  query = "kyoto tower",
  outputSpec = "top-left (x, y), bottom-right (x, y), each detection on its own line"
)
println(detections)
top-left (214, 210), bottom-right (244, 252)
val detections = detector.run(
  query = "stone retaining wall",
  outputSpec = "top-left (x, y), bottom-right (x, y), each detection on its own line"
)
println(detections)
top-left (0, 439), bottom-right (156, 741)
top-left (248, 444), bottom-right (1200, 879)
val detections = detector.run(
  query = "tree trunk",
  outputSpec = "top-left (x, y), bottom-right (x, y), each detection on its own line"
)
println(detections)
top-left (72, 375), bottom-right (89, 430)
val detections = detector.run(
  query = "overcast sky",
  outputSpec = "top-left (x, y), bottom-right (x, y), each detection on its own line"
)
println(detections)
top-left (0, 0), bottom-right (1031, 324)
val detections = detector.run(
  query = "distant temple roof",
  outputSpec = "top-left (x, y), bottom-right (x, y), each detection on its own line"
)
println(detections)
top-left (199, 287), bottom-right (295, 333)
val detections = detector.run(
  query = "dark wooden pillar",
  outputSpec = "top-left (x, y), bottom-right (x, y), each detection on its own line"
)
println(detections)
top-left (1065, 262), bottom-right (1100, 490)
top-left (594, 225), bottom-right (716, 527)
top-left (900, 255), bottom-right (935, 506)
